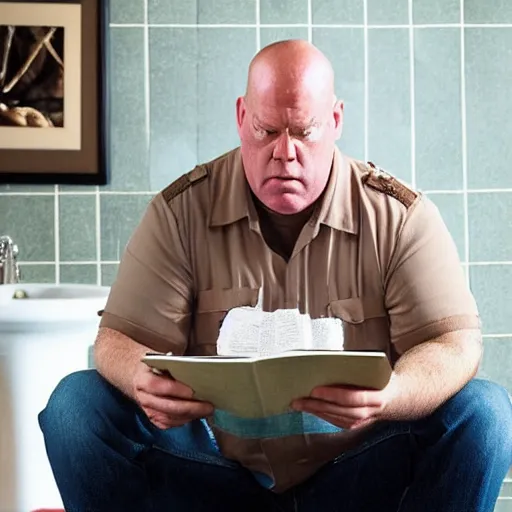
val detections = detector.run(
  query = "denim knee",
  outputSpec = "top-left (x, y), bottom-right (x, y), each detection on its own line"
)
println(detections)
top-left (39, 369), bottom-right (151, 459)
top-left (39, 370), bottom-right (103, 440)
top-left (453, 379), bottom-right (512, 461)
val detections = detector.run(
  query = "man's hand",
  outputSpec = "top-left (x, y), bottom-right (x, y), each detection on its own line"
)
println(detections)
top-left (133, 364), bottom-right (214, 429)
top-left (291, 375), bottom-right (398, 430)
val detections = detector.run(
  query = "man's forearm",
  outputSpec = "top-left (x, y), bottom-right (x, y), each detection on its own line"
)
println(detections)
top-left (94, 327), bottom-right (150, 400)
top-left (382, 329), bottom-right (483, 421)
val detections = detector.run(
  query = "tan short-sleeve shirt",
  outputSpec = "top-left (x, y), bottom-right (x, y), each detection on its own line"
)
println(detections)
top-left (100, 147), bottom-right (480, 492)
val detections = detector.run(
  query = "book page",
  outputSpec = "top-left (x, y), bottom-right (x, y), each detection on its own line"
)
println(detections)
top-left (217, 304), bottom-right (344, 357)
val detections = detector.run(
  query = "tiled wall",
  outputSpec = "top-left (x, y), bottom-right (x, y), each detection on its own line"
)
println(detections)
top-left (0, 0), bottom-right (511, 503)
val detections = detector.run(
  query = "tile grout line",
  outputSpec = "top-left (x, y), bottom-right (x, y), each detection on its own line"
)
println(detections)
top-left (54, 185), bottom-right (60, 284)
top-left (95, 188), bottom-right (102, 285)
top-left (307, 0), bottom-right (312, 42)
top-left (20, 261), bottom-right (121, 265)
top-left (467, 261), bottom-right (512, 266)
top-left (255, 0), bottom-right (260, 50)
top-left (108, 23), bottom-right (512, 29)
top-left (408, 0), bottom-right (416, 188)
top-left (363, 0), bottom-right (369, 162)
top-left (143, 0), bottom-right (151, 156)
top-left (460, 0), bottom-right (470, 288)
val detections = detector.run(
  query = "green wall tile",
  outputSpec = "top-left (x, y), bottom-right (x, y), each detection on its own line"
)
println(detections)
top-left (101, 264), bottom-right (119, 287)
top-left (470, 265), bottom-right (512, 335)
top-left (468, 193), bottom-right (512, 262)
top-left (88, 344), bottom-right (96, 369)
top-left (60, 265), bottom-right (98, 285)
top-left (493, 498), bottom-right (512, 512)
top-left (260, 0), bottom-right (308, 24)
top-left (0, 185), bottom-right (53, 192)
top-left (466, 29), bottom-right (512, 189)
top-left (0, 196), bottom-right (54, 261)
top-left (59, 195), bottom-right (97, 261)
top-left (465, 0), bottom-right (512, 24)
top-left (148, 0), bottom-right (195, 24)
top-left (260, 27), bottom-right (308, 48)
top-left (105, 28), bottom-right (149, 192)
top-left (414, 29), bottom-right (462, 190)
top-left (197, 29), bottom-right (256, 163)
top-left (150, 0), bottom-right (256, 24)
top-left (412, 0), bottom-right (459, 24)
top-left (367, 0), bottom-right (408, 25)
top-left (498, 481), bottom-right (512, 499)
top-left (426, 193), bottom-right (465, 259)
top-left (368, 29), bottom-right (411, 182)
top-left (110, 0), bottom-right (144, 24)
top-left (100, 194), bottom-right (153, 261)
top-left (198, 0), bottom-right (256, 24)
top-left (149, 28), bottom-right (198, 190)
top-left (311, 0), bottom-right (363, 25)
top-left (478, 337), bottom-right (512, 397)
top-left (18, 264), bottom-right (55, 284)
top-left (58, 185), bottom-right (96, 193)
top-left (313, 28), bottom-right (365, 160)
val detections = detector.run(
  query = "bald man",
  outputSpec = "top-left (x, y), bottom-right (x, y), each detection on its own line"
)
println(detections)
top-left (39, 40), bottom-right (512, 512)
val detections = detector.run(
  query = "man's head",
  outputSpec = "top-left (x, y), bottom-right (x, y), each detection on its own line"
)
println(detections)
top-left (236, 40), bottom-right (343, 215)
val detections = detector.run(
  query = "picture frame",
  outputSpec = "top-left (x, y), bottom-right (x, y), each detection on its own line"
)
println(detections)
top-left (0, 0), bottom-right (110, 185)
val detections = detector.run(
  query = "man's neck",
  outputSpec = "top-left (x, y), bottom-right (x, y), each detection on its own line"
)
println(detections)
top-left (253, 194), bottom-right (317, 261)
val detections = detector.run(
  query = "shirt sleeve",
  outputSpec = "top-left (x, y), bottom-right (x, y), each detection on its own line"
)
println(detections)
top-left (384, 195), bottom-right (480, 354)
top-left (99, 193), bottom-right (193, 354)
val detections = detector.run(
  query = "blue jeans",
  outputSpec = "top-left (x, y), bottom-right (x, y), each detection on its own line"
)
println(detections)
top-left (38, 370), bottom-right (512, 512)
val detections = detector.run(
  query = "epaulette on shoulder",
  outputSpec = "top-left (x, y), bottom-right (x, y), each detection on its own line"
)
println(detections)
top-left (361, 161), bottom-right (417, 208)
top-left (162, 165), bottom-right (208, 203)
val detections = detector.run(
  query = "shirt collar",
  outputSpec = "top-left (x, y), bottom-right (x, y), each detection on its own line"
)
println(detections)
top-left (209, 148), bottom-right (251, 227)
top-left (311, 146), bottom-right (359, 235)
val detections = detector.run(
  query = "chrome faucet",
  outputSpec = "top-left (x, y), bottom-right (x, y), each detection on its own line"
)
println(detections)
top-left (0, 235), bottom-right (20, 284)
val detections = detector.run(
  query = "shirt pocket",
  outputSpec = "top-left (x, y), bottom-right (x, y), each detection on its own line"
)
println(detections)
top-left (328, 297), bottom-right (390, 353)
top-left (191, 287), bottom-right (260, 354)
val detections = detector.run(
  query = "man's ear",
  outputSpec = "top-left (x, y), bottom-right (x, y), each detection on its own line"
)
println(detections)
top-left (236, 96), bottom-right (246, 137)
top-left (333, 99), bottom-right (344, 140)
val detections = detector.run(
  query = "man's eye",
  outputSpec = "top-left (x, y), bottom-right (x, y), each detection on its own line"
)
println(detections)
top-left (265, 129), bottom-right (277, 136)
top-left (291, 129), bottom-right (312, 139)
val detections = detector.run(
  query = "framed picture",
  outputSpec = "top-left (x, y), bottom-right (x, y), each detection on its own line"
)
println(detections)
top-left (0, 0), bottom-right (109, 185)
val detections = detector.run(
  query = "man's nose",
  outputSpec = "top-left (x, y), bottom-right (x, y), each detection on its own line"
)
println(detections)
top-left (272, 132), bottom-right (297, 162)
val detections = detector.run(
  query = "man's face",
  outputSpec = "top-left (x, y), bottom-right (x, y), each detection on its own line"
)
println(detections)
top-left (236, 84), bottom-right (343, 215)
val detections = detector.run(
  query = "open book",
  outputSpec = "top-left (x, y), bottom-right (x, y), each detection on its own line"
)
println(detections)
top-left (142, 350), bottom-right (392, 419)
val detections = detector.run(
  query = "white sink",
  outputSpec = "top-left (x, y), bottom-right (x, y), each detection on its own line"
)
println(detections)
top-left (0, 283), bottom-right (110, 332)
top-left (0, 283), bottom-right (110, 512)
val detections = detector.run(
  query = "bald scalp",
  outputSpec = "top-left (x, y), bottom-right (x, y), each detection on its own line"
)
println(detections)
top-left (244, 40), bottom-right (335, 108)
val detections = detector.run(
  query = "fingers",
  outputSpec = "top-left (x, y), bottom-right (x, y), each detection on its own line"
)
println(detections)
top-left (134, 364), bottom-right (213, 429)
top-left (315, 412), bottom-right (371, 431)
top-left (292, 397), bottom-right (378, 430)
top-left (292, 397), bottom-right (372, 421)
top-left (144, 409), bottom-right (202, 430)
top-left (310, 386), bottom-right (384, 408)
top-left (139, 390), bottom-right (213, 418)
top-left (136, 368), bottom-right (195, 400)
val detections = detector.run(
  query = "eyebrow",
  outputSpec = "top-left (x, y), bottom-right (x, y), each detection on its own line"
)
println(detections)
top-left (301, 117), bottom-right (319, 129)
top-left (253, 116), bottom-right (318, 130)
